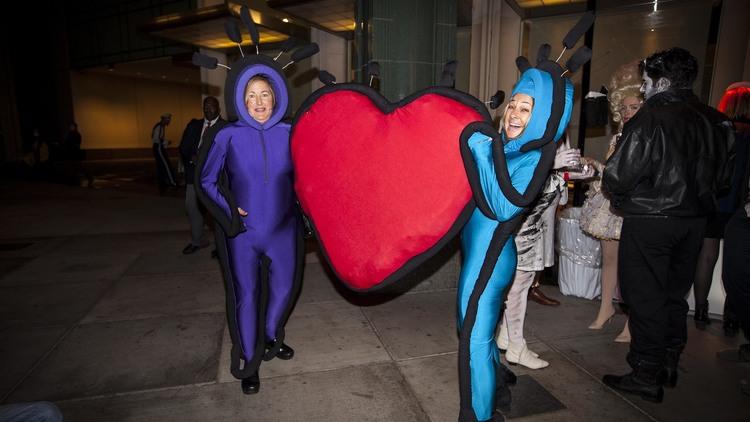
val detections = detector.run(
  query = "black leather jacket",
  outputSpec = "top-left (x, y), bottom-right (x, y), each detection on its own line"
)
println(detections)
top-left (603, 89), bottom-right (733, 217)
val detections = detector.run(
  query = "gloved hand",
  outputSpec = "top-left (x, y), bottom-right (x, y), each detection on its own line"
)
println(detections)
top-left (566, 164), bottom-right (596, 180)
top-left (553, 146), bottom-right (581, 170)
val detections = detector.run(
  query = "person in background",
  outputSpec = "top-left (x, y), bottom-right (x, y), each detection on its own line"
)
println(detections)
top-left (580, 61), bottom-right (643, 343)
top-left (496, 140), bottom-right (594, 370)
top-left (64, 122), bottom-right (93, 187)
top-left (152, 113), bottom-right (177, 193)
top-left (0, 401), bottom-right (62, 422)
top-left (179, 97), bottom-right (222, 255)
top-left (692, 83), bottom-right (749, 335)
top-left (602, 47), bottom-right (732, 403)
top-left (719, 84), bottom-right (750, 396)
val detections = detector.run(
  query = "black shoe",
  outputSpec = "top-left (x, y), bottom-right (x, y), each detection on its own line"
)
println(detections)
top-left (662, 347), bottom-right (682, 388)
top-left (182, 244), bottom-right (200, 255)
top-left (723, 318), bottom-right (739, 337)
top-left (276, 343), bottom-right (295, 360)
top-left (211, 249), bottom-right (218, 259)
top-left (693, 305), bottom-right (710, 329)
top-left (241, 372), bottom-right (260, 394)
top-left (603, 372), bottom-right (664, 403)
top-left (264, 341), bottom-right (295, 361)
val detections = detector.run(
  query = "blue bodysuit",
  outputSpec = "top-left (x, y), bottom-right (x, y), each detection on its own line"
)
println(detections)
top-left (197, 59), bottom-right (302, 380)
top-left (457, 66), bottom-right (574, 422)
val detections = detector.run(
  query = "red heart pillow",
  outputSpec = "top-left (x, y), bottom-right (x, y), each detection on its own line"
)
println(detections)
top-left (292, 85), bottom-right (490, 291)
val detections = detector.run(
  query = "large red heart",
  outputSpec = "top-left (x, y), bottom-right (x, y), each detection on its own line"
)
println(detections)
top-left (292, 85), bottom-right (490, 291)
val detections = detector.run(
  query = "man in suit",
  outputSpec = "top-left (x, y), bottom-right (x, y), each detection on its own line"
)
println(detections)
top-left (179, 96), bottom-right (222, 254)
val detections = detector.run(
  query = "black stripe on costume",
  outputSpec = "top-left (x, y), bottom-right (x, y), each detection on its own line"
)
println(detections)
top-left (193, 120), bottom-right (245, 238)
top-left (460, 122), bottom-right (501, 220)
top-left (290, 83), bottom-right (492, 293)
top-left (193, 120), bottom-right (288, 379)
top-left (457, 214), bottom-right (524, 422)
top-left (519, 60), bottom-right (567, 153)
top-left (209, 229), bottom-right (269, 379)
top-left (491, 139), bottom-right (556, 208)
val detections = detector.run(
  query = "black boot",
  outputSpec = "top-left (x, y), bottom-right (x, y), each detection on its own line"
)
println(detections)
top-left (603, 360), bottom-right (664, 403)
top-left (723, 318), bottom-right (739, 338)
top-left (693, 304), bottom-right (710, 329)
top-left (241, 371), bottom-right (260, 395)
top-left (496, 362), bottom-right (517, 386)
top-left (662, 346), bottom-right (683, 388)
top-left (496, 382), bottom-right (512, 413)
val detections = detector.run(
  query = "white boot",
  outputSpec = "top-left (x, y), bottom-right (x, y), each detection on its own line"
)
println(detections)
top-left (505, 340), bottom-right (548, 369)
top-left (496, 319), bottom-right (538, 357)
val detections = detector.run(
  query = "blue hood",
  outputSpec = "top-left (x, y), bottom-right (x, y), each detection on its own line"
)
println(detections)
top-left (232, 62), bottom-right (290, 130)
top-left (503, 68), bottom-right (573, 152)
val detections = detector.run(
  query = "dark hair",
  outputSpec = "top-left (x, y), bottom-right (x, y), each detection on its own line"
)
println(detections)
top-left (640, 47), bottom-right (698, 89)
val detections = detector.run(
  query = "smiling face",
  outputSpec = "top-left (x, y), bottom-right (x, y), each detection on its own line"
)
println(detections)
top-left (245, 77), bottom-right (275, 124)
top-left (620, 95), bottom-right (642, 124)
top-left (503, 93), bottom-right (534, 140)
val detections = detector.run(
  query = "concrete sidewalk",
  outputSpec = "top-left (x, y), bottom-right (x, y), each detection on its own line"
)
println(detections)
top-left (1, 180), bottom-right (748, 422)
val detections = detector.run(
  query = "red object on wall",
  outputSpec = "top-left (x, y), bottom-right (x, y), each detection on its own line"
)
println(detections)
top-left (292, 86), bottom-right (488, 291)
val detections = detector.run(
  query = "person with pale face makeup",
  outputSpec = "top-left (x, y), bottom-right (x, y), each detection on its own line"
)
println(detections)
top-left (602, 48), bottom-right (733, 403)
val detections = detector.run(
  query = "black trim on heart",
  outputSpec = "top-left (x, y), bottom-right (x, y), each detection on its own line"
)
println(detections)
top-left (291, 84), bottom-right (492, 293)
top-left (292, 83), bottom-right (492, 127)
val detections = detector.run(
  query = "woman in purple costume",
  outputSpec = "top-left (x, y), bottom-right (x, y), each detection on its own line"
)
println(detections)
top-left (197, 59), bottom-right (303, 395)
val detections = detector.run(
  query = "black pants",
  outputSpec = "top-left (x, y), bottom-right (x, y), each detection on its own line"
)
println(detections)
top-left (723, 209), bottom-right (750, 341)
top-left (152, 144), bottom-right (176, 188)
top-left (619, 215), bottom-right (706, 366)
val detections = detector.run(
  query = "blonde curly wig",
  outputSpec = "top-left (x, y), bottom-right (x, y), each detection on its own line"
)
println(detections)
top-left (608, 61), bottom-right (642, 130)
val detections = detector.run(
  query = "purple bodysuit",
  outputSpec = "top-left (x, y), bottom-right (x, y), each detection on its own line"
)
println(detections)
top-left (198, 62), bottom-right (301, 378)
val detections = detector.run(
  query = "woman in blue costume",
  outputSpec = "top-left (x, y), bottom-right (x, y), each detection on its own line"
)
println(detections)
top-left (456, 38), bottom-right (582, 420)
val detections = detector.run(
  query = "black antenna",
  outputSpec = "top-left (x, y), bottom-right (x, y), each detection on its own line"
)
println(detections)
top-left (318, 70), bottom-right (336, 86)
top-left (564, 46), bottom-right (592, 75)
top-left (515, 56), bottom-right (531, 73)
top-left (224, 20), bottom-right (244, 58)
top-left (438, 60), bottom-right (458, 87)
top-left (192, 52), bottom-right (231, 70)
top-left (367, 61), bottom-right (380, 87)
top-left (283, 43), bottom-right (320, 70)
top-left (536, 44), bottom-right (551, 64)
top-left (274, 37), bottom-right (298, 61)
top-left (557, 11), bottom-right (595, 62)
top-left (486, 90), bottom-right (505, 109)
top-left (240, 6), bottom-right (260, 54)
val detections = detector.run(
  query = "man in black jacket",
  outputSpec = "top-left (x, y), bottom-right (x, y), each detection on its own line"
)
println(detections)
top-left (602, 47), bottom-right (732, 402)
top-left (179, 96), bottom-right (222, 254)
